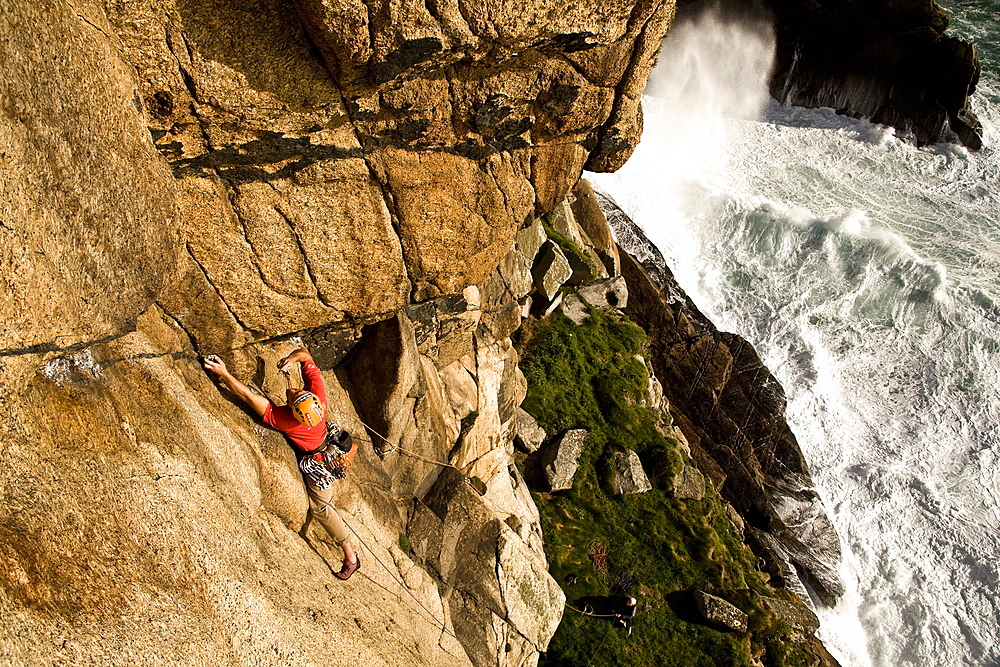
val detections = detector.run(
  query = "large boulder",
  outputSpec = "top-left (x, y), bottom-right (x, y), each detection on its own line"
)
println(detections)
top-left (541, 429), bottom-right (588, 492)
top-left (610, 450), bottom-right (652, 495)
top-left (533, 241), bottom-right (573, 303)
top-left (671, 465), bottom-right (706, 500)
top-left (498, 219), bottom-right (548, 299)
top-left (347, 312), bottom-right (450, 496)
top-left (578, 276), bottom-right (628, 311)
top-left (760, 596), bottom-right (820, 642)
top-left (693, 590), bottom-right (749, 634)
top-left (548, 200), bottom-right (606, 285)
top-left (513, 407), bottom-right (546, 453)
top-left (571, 179), bottom-right (620, 275)
top-left (414, 469), bottom-right (565, 667)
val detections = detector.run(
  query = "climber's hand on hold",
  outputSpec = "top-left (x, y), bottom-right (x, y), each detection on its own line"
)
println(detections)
top-left (277, 348), bottom-right (312, 373)
top-left (202, 354), bottom-right (228, 378)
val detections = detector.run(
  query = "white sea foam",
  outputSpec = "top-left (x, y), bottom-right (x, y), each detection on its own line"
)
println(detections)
top-left (591, 4), bottom-right (1000, 666)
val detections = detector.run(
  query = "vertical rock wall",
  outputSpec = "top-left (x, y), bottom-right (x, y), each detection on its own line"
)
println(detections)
top-left (1, 0), bottom-right (679, 663)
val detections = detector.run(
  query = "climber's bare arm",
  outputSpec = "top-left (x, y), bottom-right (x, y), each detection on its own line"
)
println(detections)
top-left (276, 348), bottom-right (313, 373)
top-left (202, 356), bottom-right (270, 417)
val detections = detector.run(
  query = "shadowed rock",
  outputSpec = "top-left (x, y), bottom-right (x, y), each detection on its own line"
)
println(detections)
top-left (761, 0), bottom-right (983, 148)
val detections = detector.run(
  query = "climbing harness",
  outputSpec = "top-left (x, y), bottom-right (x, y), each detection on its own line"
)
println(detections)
top-left (298, 422), bottom-right (357, 490)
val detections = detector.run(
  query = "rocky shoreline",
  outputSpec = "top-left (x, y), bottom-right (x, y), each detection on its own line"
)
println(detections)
top-left (599, 190), bottom-right (845, 607)
top-left (764, 0), bottom-right (983, 148)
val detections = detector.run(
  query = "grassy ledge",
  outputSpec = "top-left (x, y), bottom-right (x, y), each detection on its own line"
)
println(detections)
top-left (516, 309), bottom-right (818, 667)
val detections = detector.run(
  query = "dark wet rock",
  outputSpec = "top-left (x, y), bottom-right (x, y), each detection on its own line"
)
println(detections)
top-left (603, 192), bottom-right (845, 605)
top-left (761, 0), bottom-right (983, 148)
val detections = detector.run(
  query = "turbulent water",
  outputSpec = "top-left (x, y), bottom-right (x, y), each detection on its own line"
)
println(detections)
top-left (589, 3), bottom-right (1000, 666)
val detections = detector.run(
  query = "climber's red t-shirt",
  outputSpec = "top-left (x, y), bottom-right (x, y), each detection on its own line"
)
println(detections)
top-left (262, 360), bottom-right (327, 453)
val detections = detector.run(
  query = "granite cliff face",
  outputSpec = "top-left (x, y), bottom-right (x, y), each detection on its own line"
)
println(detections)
top-left (1, 0), bottom-right (675, 664)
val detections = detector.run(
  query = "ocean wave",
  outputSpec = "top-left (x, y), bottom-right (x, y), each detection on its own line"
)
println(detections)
top-left (592, 6), bottom-right (1000, 663)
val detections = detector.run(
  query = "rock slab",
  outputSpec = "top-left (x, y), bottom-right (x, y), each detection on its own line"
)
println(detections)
top-left (671, 465), bottom-right (705, 500)
top-left (514, 407), bottom-right (546, 453)
top-left (610, 450), bottom-right (652, 494)
top-left (541, 429), bottom-right (588, 491)
top-left (533, 241), bottom-right (572, 302)
top-left (693, 590), bottom-right (748, 634)
top-left (761, 596), bottom-right (820, 642)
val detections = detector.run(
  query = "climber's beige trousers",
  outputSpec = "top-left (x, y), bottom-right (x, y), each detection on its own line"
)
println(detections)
top-left (306, 479), bottom-right (351, 546)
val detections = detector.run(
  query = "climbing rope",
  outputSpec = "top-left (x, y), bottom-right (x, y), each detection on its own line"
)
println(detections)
top-left (339, 516), bottom-right (463, 645)
top-left (353, 417), bottom-right (493, 498)
top-left (585, 624), bottom-right (615, 667)
top-left (564, 602), bottom-right (620, 619)
top-left (356, 417), bottom-right (470, 472)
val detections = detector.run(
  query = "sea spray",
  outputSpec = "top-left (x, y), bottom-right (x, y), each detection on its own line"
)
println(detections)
top-left (595, 3), bottom-right (775, 298)
top-left (591, 1), bottom-right (1000, 665)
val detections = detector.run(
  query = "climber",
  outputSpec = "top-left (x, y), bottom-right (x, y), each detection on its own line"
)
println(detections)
top-left (202, 348), bottom-right (361, 580)
top-left (613, 596), bottom-right (637, 636)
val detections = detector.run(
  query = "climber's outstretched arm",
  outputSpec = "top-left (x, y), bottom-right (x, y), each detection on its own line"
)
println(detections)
top-left (202, 356), bottom-right (270, 418)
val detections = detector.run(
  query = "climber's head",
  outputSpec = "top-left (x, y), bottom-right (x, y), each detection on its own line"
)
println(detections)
top-left (287, 389), bottom-right (324, 427)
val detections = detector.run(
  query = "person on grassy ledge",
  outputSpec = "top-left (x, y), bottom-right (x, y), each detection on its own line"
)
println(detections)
top-left (613, 596), bottom-right (637, 636)
top-left (203, 348), bottom-right (360, 580)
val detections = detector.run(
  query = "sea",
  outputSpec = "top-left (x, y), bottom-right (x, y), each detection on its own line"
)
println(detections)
top-left (588, 2), bottom-right (1000, 665)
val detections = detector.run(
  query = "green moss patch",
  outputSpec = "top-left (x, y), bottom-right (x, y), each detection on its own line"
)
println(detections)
top-left (516, 310), bottom-right (813, 667)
